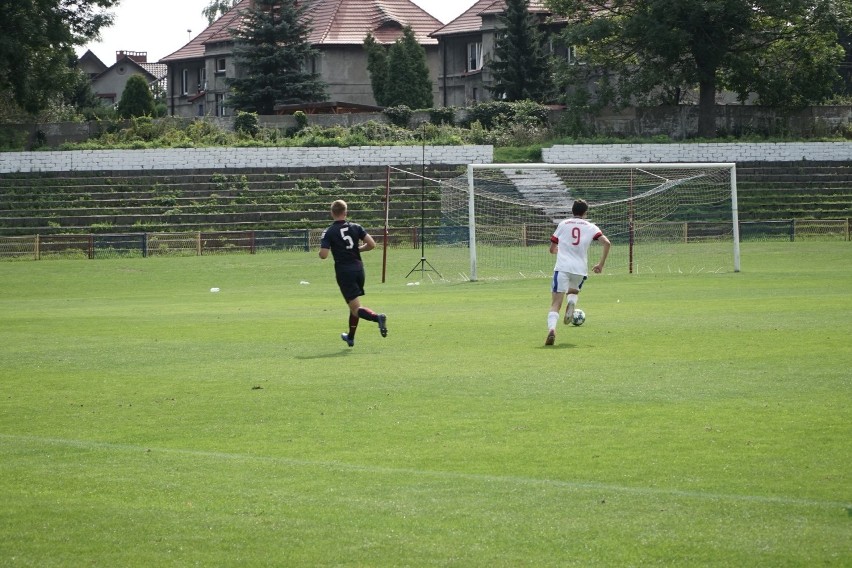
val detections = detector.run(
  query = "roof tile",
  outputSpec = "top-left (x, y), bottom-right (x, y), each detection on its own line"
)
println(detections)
top-left (160, 0), bottom-right (441, 63)
top-left (431, 0), bottom-right (552, 36)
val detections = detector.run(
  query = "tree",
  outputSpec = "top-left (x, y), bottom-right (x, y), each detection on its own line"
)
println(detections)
top-left (202, 0), bottom-right (240, 25)
top-left (116, 75), bottom-right (155, 118)
top-left (0, 0), bottom-right (118, 116)
top-left (381, 27), bottom-right (434, 109)
top-left (838, 26), bottom-right (852, 97)
top-left (63, 60), bottom-right (108, 120)
top-left (547, 0), bottom-right (852, 138)
top-left (489, 0), bottom-right (554, 102)
top-left (227, 0), bottom-right (328, 114)
top-left (363, 33), bottom-right (390, 106)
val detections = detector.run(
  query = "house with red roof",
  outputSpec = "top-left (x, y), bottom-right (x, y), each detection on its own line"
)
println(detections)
top-left (431, 0), bottom-right (565, 108)
top-left (79, 50), bottom-right (168, 107)
top-left (160, 0), bottom-right (442, 118)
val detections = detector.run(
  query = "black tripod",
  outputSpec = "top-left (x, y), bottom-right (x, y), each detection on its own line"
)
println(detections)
top-left (405, 174), bottom-right (442, 279)
top-left (406, 125), bottom-right (441, 279)
top-left (406, 245), bottom-right (441, 279)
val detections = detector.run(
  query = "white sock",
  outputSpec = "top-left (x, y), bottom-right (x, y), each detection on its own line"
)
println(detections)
top-left (548, 311), bottom-right (559, 330)
top-left (567, 294), bottom-right (578, 306)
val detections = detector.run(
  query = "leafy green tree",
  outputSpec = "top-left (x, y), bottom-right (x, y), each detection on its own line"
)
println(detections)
top-left (116, 75), bottom-right (155, 118)
top-left (547, 0), bottom-right (852, 138)
top-left (489, 0), bottom-right (553, 102)
top-left (64, 65), bottom-right (104, 120)
top-left (150, 81), bottom-right (168, 118)
top-left (227, 0), bottom-right (328, 114)
top-left (740, 29), bottom-right (846, 108)
top-left (202, 0), bottom-right (240, 25)
top-left (0, 0), bottom-right (118, 116)
top-left (363, 33), bottom-right (390, 106)
top-left (838, 27), bottom-right (852, 97)
top-left (383, 27), bottom-right (433, 109)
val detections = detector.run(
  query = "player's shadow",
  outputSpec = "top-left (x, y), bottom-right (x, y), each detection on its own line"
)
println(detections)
top-left (541, 342), bottom-right (577, 349)
top-left (295, 350), bottom-right (358, 360)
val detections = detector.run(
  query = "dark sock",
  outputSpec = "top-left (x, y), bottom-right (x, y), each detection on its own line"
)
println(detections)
top-left (348, 314), bottom-right (359, 339)
top-left (357, 307), bottom-right (379, 322)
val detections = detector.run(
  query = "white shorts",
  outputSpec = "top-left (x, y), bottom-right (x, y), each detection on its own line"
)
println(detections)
top-left (551, 271), bottom-right (587, 294)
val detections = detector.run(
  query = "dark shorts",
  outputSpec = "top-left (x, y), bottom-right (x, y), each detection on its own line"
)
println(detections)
top-left (336, 266), bottom-right (365, 303)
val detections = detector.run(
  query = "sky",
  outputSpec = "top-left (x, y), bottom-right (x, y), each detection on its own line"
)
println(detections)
top-left (77, 0), bottom-right (476, 64)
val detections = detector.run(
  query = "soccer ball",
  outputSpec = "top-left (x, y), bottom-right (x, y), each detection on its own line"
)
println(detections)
top-left (571, 309), bottom-right (586, 326)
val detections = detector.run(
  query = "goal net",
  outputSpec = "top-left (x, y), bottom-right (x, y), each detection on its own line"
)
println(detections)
top-left (427, 163), bottom-right (740, 281)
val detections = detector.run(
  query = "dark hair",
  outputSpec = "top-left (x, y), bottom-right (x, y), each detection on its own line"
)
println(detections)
top-left (572, 199), bottom-right (589, 216)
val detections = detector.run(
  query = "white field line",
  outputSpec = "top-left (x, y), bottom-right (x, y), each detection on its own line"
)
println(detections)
top-left (2, 433), bottom-right (848, 510)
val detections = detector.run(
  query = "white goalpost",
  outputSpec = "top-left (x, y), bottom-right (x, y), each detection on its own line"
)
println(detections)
top-left (438, 163), bottom-right (741, 281)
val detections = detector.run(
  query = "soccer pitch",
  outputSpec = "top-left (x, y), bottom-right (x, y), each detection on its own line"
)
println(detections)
top-left (1, 241), bottom-right (849, 566)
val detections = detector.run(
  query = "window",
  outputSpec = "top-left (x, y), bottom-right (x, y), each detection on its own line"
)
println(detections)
top-left (216, 93), bottom-right (227, 117)
top-left (197, 67), bottom-right (206, 92)
top-left (549, 39), bottom-right (579, 65)
top-left (567, 45), bottom-right (578, 65)
top-left (181, 69), bottom-right (189, 95)
top-left (197, 104), bottom-right (204, 116)
top-left (215, 58), bottom-right (226, 74)
top-left (467, 42), bottom-right (482, 72)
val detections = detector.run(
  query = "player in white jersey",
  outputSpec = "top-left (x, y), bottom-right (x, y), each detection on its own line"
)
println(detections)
top-left (545, 199), bottom-right (611, 346)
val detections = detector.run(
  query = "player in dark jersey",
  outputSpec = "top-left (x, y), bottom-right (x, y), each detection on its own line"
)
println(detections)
top-left (319, 199), bottom-right (388, 347)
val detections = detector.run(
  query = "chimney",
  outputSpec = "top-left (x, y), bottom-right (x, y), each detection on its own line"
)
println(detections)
top-left (116, 51), bottom-right (148, 63)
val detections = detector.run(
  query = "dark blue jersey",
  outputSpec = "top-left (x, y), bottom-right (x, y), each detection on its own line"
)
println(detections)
top-left (320, 220), bottom-right (367, 269)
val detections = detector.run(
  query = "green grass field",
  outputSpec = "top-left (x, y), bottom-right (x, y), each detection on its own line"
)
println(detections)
top-left (1, 242), bottom-right (850, 566)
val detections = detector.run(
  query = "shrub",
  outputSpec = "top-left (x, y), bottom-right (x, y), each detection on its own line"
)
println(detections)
top-left (511, 100), bottom-right (550, 127)
top-left (460, 101), bottom-right (514, 129)
top-left (350, 121), bottom-right (415, 143)
top-left (429, 107), bottom-right (456, 126)
top-left (116, 75), bottom-right (156, 119)
top-left (234, 111), bottom-right (260, 137)
top-left (383, 105), bottom-right (413, 128)
top-left (293, 111), bottom-right (308, 130)
top-left (0, 127), bottom-right (29, 151)
top-left (129, 116), bottom-right (159, 141)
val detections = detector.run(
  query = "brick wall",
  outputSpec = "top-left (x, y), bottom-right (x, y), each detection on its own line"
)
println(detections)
top-left (3, 142), bottom-right (850, 174)
top-left (543, 142), bottom-right (852, 164)
top-left (0, 145), bottom-right (494, 174)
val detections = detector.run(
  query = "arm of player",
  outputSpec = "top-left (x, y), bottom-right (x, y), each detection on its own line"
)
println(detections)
top-left (319, 247), bottom-right (329, 259)
top-left (360, 233), bottom-right (376, 252)
top-left (592, 235), bottom-right (611, 273)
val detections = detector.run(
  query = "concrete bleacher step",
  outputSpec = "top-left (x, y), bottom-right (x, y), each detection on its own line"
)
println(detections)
top-left (499, 168), bottom-right (574, 221)
top-left (2, 162), bottom-right (849, 237)
top-left (0, 166), bottom-right (458, 236)
top-left (735, 161), bottom-right (852, 220)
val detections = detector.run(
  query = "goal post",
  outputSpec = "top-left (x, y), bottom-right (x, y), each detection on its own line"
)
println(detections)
top-left (456, 163), bottom-right (740, 281)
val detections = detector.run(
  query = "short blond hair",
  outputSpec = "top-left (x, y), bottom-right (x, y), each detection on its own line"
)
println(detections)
top-left (331, 199), bottom-right (347, 217)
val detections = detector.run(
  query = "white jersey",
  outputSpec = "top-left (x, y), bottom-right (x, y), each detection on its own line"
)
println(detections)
top-left (551, 217), bottom-right (603, 275)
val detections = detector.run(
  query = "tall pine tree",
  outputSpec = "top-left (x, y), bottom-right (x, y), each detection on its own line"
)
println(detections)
top-left (380, 27), bottom-right (433, 109)
top-left (363, 33), bottom-right (389, 106)
top-left (227, 0), bottom-right (327, 114)
top-left (489, 0), bottom-right (553, 102)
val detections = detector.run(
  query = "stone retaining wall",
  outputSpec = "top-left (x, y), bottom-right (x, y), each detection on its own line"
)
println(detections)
top-left (543, 142), bottom-right (851, 164)
top-left (0, 145), bottom-right (494, 174)
top-left (2, 142), bottom-right (850, 174)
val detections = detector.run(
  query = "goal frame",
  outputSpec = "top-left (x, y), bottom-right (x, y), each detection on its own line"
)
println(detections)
top-left (466, 162), bottom-right (740, 281)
